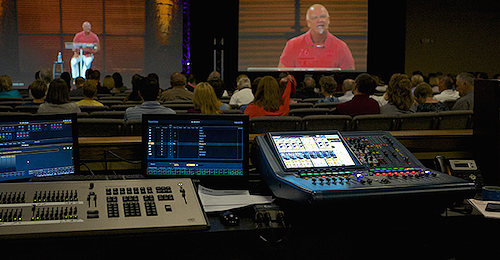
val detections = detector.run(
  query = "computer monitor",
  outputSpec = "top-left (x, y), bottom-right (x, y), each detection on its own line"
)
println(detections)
top-left (0, 114), bottom-right (79, 182)
top-left (267, 131), bottom-right (361, 172)
top-left (142, 114), bottom-right (249, 189)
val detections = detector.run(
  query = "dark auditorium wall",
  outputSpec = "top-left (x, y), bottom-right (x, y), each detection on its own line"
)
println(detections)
top-left (405, 0), bottom-right (500, 76)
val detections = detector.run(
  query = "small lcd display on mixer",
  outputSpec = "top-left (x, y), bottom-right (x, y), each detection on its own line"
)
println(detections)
top-left (270, 133), bottom-right (359, 169)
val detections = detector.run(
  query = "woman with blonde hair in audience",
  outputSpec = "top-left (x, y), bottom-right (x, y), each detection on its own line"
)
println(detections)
top-left (380, 73), bottom-right (415, 114)
top-left (0, 75), bottom-right (22, 99)
top-left (76, 80), bottom-right (104, 107)
top-left (244, 74), bottom-right (296, 119)
top-left (187, 82), bottom-right (220, 114)
top-left (103, 75), bottom-right (119, 94)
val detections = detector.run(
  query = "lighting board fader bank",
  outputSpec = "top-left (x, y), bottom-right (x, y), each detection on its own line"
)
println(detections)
top-left (253, 131), bottom-right (475, 203)
top-left (0, 179), bottom-right (208, 238)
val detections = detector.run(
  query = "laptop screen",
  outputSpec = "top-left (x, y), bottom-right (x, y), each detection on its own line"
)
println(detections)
top-left (0, 114), bottom-right (78, 182)
top-left (142, 114), bottom-right (248, 188)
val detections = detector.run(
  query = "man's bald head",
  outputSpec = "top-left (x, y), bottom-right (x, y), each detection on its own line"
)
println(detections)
top-left (306, 4), bottom-right (330, 35)
top-left (306, 4), bottom-right (329, 20)
top-left (82, 21), bottom-right (92, 33)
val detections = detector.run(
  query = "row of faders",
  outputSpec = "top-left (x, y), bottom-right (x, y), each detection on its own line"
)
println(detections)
top-left (0, 179), bottom-right (208, 238)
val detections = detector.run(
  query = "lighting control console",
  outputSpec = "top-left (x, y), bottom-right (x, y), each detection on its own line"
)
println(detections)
top-left (0, 179), bottom-right (208, 238)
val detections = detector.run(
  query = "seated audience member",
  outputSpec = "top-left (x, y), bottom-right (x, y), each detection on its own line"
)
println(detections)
top-left (380, 73), bottom-right (416, 114)
top-left (452, 72), bottom-right (475, 110)
top-left (60, 72), bottom-right (72, 91)
top-left (410, 74), bottom-right (424, 95)
top-left (244, 75), bottom-right (296, 119)
top-left (338, 78), bottom-right (355, 103)
top-left (22, 79), bottom-right (47, 106)
top-left (370, 76), bottom-right (389, 107)
top-left (207, 71), bottom-right (229, 97)
top-left (125, 76), bottom-right (175, 122)
top-left (123, 74), bottom-right (144, 102)
top-left (335, 73), bottom-right (380, 117)
top-left (69, 77), bottom-right (85, 97)
top-left (159, 72), bottom-right (194, 102)
top-left (0, 75), bottom-right (22, 99)
top-left (413, 83), bottom-right (448, 112)
top-left (188, 82), bottom-right (220, 114)
top-left (433, 76), bottom-right (459, 102)
top-left (40, 68), bottom-right (53, 86)
top-left (208, 77), bottom-right (230, 111)
top-left (37, 79), bottom-right (81, 114)
top-left (229, 76), bottom-right (254, 106)
top-left (112, 72), bottom-right (128, 93)
top-left (76, 80), bottom-right (104, 107)
top-left (91, 70), bottom-right (109, 95)
top-left (103, 75), bottom-right (118, 94)
top-left (316, 76), bottom-right (340, 104)
top-left (186, 73), bottom-right (196, 92)
top-left (293, 76), bottom-right (321, 99)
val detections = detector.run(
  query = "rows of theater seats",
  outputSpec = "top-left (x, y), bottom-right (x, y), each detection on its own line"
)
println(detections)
top-left (250, 111), bottom-right (473, 133)
top-left (0, 110), bottom-right (472, 136)
top-left (0, 96), bottom-right (472, 135)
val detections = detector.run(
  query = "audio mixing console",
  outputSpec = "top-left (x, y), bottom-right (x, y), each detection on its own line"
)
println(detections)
top-left (0, 179), bottom-right (208, 238)
top-left (253, 131), bottom-right (476, 203)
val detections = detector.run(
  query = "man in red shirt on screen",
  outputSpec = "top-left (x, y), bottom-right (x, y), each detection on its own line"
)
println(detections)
top-left (278, 4), bottom-right (355, 70)
top-left (70, 21), bottom-right (100, 79)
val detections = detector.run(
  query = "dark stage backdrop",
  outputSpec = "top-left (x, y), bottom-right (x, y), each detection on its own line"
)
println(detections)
top-left (1, 0), bottom-right (183, 88)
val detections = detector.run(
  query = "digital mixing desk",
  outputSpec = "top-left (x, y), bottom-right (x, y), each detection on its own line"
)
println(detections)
top-left (0, 178), bottom-right (208, 238)
top-left (253, 131), bottom-right (476, 203)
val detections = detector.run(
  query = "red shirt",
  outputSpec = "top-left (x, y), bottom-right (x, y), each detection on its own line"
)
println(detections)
top-left (279, 30), bottom-right (354, 70)
top-left (335, 94), bottom-right (380, 117)
top-left (73, 31), bottom-right (99, 55)
top-left (244, 76), bottom-right (297, 119)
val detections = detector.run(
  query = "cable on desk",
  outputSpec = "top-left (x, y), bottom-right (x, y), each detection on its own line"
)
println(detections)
top-left (103, 150), bottom-right (142, 171)
top-left (80, 162), bottom-right (96, 176)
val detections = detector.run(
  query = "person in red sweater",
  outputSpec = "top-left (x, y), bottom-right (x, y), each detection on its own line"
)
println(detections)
top-left (244, 75), bottom-right (297, 119)
top-left (335, 73), bottom-right (380, 117)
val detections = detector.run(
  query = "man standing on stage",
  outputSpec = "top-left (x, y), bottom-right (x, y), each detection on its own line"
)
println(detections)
top-left (71, 21), bottom-right (100, 79)
top-left (278, 4), bottom-right (354, 70)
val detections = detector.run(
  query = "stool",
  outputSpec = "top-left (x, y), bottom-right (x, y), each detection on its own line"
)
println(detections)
top-left (53, 61), bottom-right (64, 79)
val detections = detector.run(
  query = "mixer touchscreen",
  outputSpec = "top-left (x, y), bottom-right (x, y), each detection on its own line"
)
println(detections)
top-left (271, 134), bottom-right (357, 169)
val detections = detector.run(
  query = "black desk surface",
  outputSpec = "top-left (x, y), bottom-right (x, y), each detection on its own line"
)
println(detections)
top-left (4, 173), bottom-right (498, 260)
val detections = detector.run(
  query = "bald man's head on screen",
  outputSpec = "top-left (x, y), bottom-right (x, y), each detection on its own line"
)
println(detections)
top-left (306, 4), bottom-right (330, 36)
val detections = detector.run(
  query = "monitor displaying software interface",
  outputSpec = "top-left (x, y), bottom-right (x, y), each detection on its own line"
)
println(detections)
top-left (270, 132), bottom-right (359, 170)
top-left (143, 115), bottom-right (248, 180)
top-left (0, 114), bottom-right (78, 182)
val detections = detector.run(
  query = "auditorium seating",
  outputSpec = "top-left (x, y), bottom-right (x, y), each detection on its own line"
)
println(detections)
top-left (351, 114), bottom-right (397, 131)
top-left (302, 115), bottom-right (352, 131)
top-left (77, 118), bottom-right (125, 137)
top-left (437, 110), bottom-right (473, 130)
top-left (0, 105), bottom-right (12, 112)
top-left (289, 108), bottom-right (330, 117)
top-left (249, 116), bottom-right (302, 133)
top-left (398, 112), bottom-right (437, 130)
top-left (0, 99), bottom-right (474, 135)
top-left (289, 102), bottom-right (314, 109)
